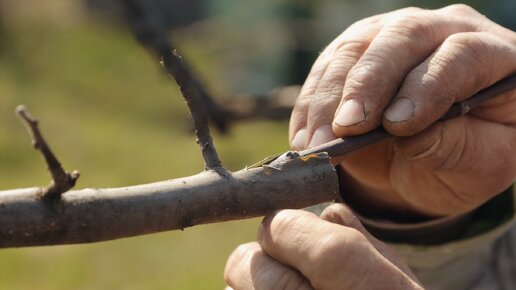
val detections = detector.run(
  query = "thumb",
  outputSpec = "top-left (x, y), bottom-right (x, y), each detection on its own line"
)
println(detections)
top-left (393, 116), bottom-right (516, 214)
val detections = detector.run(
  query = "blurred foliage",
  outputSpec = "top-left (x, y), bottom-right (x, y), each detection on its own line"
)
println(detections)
top-left (0, 10), bottom-right (288, 290)
top-left (0, 0), bottom-right (514, 289)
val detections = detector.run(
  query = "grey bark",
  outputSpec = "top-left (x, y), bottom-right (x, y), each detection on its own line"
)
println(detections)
top-left (0, 153), bottom-right (338, 248)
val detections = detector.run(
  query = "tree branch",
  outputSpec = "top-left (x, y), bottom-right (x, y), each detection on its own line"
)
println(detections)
top-left (15, 105), bottom-right (80, 202)
top-left (2, 75), bottom-right (512, 248)
top-left (161, 51), bottom-right (225, 171)
top-left (224, 86), bottom-right (299, 122)
top-left (0, 153), bottom-right (338, 247)
top-left (123, 0), bottom-right (226, 172)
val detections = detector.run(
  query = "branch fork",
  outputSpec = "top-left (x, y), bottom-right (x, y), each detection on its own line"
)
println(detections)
top-left (15, 105), bottom-right (79, 201)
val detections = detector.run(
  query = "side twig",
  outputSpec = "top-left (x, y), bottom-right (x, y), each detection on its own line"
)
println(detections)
top-left (15, 105), bottom-right (79, 201)
top-left (162, 51), bottom-right (225, 171)
top-left (123, 0), bottom-right (226, 172)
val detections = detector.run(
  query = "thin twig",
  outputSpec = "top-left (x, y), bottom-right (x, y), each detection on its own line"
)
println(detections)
top-left (224, 85), bottom-right (300, 122)
top-left (122, 0), bottom-right (226, 172)
top-left (15, 105), bottom-right (79, 201)
top-left (162, 51), bottom-right (226, 171)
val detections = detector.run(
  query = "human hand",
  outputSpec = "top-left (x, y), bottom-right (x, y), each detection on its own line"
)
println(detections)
top-left (289, 4), bottom-right (516, 217)
top-left (224, 204), bottom-right (423, 290)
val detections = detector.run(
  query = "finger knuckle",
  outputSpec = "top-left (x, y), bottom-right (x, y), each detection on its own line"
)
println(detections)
top-left (228, 243), bottom-right (255, 266)
top-left (335, 38), bottom-right (370, 57)
top-left (270, 210), bottom-right (307, 233)
top-left (445, 33), bottom-right (494, 86)
top-left (294, 94), bottom-right (311, 108)
top-left (408, 61), bottom-right (452, 95)
top-left (275, 270), bottom-right (310, 290)
top-left (446, 33), bottom-right (487, 57)
top-left (307, 95), bottom-right (340, 120)
top-left (442, 3), bottom-right (479, 16)
top-left (308, 229), bottom-right (367, 288)
top-left (315, 40), bottom-right (371, 92)
top-left (397, 6), bottom-right (424, 14)
top-left (311, 229), bottom-right (365, 271)
top-left (321, 204), bottom-right (358, 226)
top-left (345, 57), bottom-right (397, 102)
top-left (224, 243), bottom-right (254, 283)
top-left (346, 51), bottom-right (394, 88)
top-left (387, 14), bottom-right (434, 42)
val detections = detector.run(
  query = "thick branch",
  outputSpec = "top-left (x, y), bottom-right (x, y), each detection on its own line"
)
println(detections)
top-left (15, 105), bottom-right (79, 201)
top-left (0, 153), bottom-right (338, 248)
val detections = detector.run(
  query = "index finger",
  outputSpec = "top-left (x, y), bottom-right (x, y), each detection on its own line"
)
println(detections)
top-left (332, 9), bottom-right (478, 136)
top-left (289, 14), bottom-right (385, 149)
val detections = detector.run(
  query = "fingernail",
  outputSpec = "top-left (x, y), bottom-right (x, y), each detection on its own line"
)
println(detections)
top-left (385, 98), bottom-right (415, 123)
top-left (308, 125), bottom-right (336, 148)
top-left (334, 99), bottom-right (366, 127)
top-left (291, 128), bottom-right (307, 150)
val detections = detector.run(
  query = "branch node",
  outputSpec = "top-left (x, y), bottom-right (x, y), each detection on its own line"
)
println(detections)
top-left (15, 105), bottom-right (80, 201)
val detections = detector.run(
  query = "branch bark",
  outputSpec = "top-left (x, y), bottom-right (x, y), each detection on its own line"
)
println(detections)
top-left (0, 153), bottom-right (338, 248)
top-left (161, 51), bottom-right (225, 172)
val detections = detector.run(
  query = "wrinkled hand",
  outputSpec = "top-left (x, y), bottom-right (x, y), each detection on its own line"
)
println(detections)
top-left (289, 4), bottom-right (516, 217)
top-left (224, 204), bottom-right (423, 290)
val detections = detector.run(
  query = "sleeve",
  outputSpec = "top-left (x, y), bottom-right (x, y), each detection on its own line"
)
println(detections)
top-left (357, 186), bottom-right (516, 290)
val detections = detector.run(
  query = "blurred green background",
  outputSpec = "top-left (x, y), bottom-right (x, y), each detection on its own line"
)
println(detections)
top-left (0, 0), bottom-right (513, 289)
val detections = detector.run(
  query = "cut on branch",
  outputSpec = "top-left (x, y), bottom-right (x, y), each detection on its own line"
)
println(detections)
top-left (15, 105), bottom-right (79, 202)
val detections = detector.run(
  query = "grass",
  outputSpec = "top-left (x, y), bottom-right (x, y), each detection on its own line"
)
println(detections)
top-left (0, 16), bottom-right (290, 289)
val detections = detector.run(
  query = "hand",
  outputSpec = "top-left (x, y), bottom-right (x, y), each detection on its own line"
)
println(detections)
top-left (224, 204), bottom-right (423, 290)
top-left (289, 4), bottom-right (516, 217)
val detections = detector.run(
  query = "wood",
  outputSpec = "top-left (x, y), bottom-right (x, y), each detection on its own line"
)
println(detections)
top-left (15, 105), bottom-right (80, 201)
top-left (0, 153), bottom-right (338, 248)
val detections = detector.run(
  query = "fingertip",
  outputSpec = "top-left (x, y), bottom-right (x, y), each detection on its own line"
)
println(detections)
top-left (333, 99), bottom-right (366, 128)
top-left (291, 128), bottom-right (308, 150)
top-left (332, 97), bottom-right (387, 137)
top-left (382, 97), bottom-right (420, 136)
top-left (308, 125), bottom-right (336, 148)
top-left (384, 98), bottom-right (415, 124)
